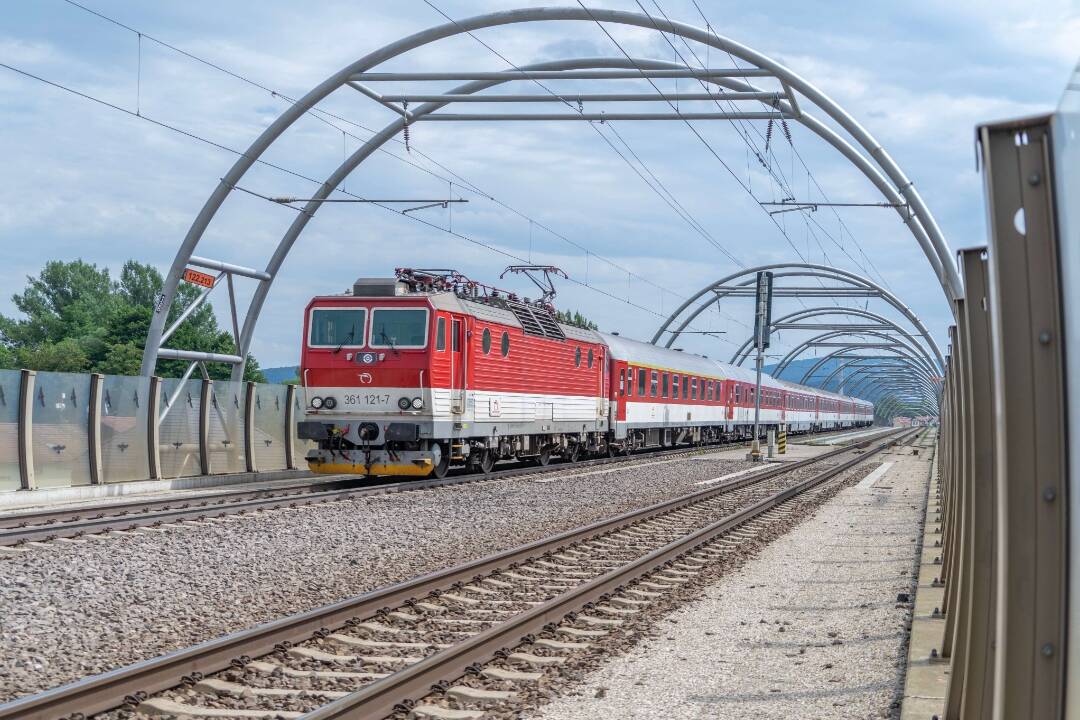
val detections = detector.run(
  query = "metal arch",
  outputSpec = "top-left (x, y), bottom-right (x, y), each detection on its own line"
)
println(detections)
top-left (728, 305), bottom-right (943, 372)
top-left (806, 348), bottom-right (941, 390)
top-left (771, 329), bottom-right (937, 378)
top-left (819, 359), bottom-right (936, 395)
top-left (140, 6), bottom-right (959, 378)
top-left (799, 344), bottom-right (941, 386)
top-left (846, 371), bottom-right (937, 404)
top-left (651, 263), bottom-right (944, 367)
top-left (844, 368), bottom-right (937, 399)
top-left (819, 356), bottom-right (935, 392)
top-left (227, 56), bottom-right (946, 384)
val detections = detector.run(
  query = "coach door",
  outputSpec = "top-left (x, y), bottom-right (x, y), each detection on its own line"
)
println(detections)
top-left (449, 316), bottom-right (465, 413)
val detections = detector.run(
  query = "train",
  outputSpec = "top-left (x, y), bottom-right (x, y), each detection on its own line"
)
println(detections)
top-left (296, 270), bottom-right (875, 477)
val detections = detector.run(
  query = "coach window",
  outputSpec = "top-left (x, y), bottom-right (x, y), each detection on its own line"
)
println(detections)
top-left (638, 367), bottom-right (647, 395)
top-left (435, 317), bottom-right (446, 351)
top-left (672, 374), bottom-right (680, 399)
top-left (650, 370), bottom-right (658, 397)
top-left (500, 331), bottom-right (510, 357)
top-left (575, 346), bottom-right (581, 367)
top-left (588, 348), bottom-right (595, 368)
top-left (619, 369), bottom-right (626, 396)
top-left (662, 373), bottom-right (669, 398)
top-left (481, 328), bottom-right (492, 354)
top-left (690, 378), bottom-right (696, 400)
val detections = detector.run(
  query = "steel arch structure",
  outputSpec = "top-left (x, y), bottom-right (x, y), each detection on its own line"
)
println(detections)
top-left (728, 306), bottom-right (944, 373)
top-left (651, 264), bottom-right (945, 369)
top-left (141, 6), bottom-right (958, 380)
top-left (771, 329), bottom-right (938, 378)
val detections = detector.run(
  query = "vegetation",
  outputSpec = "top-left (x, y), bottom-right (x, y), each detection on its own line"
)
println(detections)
top-left (0, 259), bottom-right (264, 381)
top-left (555, 308), bottom-right (599, 331)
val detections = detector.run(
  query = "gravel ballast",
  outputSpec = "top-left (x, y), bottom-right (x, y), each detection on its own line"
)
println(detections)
top-left (533, 443), bottom-right (930, 720)
top-left (0, 452), bottom-right (764, 703)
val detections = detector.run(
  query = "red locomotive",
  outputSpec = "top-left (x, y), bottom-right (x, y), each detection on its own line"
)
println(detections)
top-left (297, 269), bottom-right (873, 477)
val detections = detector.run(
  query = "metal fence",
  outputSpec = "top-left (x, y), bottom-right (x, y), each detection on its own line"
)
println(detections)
top-left (0, 368), bottom-right (308, 492)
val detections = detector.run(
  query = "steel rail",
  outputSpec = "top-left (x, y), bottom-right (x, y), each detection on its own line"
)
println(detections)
top-left (0, 440), bottom-right (747, 546)
top-left (307, 427), bottom-right (918, 719)
top-left (0, 428), bottom-right (900, 720)
top-left (0, 426), bottom-right (859, 546)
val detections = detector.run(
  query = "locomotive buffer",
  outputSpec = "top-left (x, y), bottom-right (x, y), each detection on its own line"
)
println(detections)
top-left (748, 271), bottom-right (774, 462)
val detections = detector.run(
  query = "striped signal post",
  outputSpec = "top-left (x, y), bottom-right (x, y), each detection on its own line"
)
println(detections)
top-left (778, 427), bottom-right (787, 454)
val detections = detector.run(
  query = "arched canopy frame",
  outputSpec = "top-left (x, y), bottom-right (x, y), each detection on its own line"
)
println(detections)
top-left (652, 263), bottom-right (945, 373)
top-left (771, 329), bottom-right (938, 379)
top-left (138, 6), bottom-right (959, 380)
top-left (728, 305), bottom-right (943, 372)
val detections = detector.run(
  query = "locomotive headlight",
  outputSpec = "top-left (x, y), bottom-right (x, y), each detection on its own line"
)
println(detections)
top-left (411, 397), bottom-right (423, 410)
top-left (310, 396), bottom-right (324, 410)
top-left (322, 396), bottom-right (337, 410)
top-left (397, 396), bottom-right (411, 411)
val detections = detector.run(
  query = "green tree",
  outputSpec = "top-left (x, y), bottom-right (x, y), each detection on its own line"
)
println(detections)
top-left (0, 259), bottom-right (265, 382)
top-left (555, 308), bottom-right (599, 331)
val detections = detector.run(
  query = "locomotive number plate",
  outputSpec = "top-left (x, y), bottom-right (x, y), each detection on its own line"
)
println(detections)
top-left (342, 393), bottom-right (392, 409)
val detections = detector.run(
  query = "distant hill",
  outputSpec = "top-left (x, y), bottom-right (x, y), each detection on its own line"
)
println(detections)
top-left (262, 365), bottom-right (299, 384)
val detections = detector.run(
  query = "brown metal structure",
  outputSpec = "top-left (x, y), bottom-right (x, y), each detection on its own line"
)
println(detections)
top-left (933, 112), bottom-right (1071, 719)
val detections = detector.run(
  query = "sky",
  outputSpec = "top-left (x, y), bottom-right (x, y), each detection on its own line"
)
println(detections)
top-left (1, 0), bottom-right (1077, 372)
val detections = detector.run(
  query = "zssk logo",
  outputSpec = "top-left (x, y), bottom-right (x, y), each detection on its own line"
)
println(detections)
top-left (358, 372), bottom-right (374, 384)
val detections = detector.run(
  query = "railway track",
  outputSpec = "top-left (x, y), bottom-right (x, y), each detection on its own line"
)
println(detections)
top-left (0, 427), bottom-right (913, 720)
top-left (0, 427), bottom-right (863, 548)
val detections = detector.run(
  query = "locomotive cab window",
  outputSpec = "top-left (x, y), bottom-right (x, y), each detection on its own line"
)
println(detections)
top-left (370, 308), bottom-right (428, 348)
top-left (309, 307), bottom-right (366, 348)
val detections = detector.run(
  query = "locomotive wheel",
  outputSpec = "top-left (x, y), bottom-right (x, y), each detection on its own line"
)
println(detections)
top-left (536, 447), bottom-right (552, 466)
top-left (606, 443), bottom-right (617, 458)
top-left (431, 447), bottom-right (450, 479)
top-left (567, 444), bottom-right (582, 463)
top-left (479, 450), bottom-right (496, 474)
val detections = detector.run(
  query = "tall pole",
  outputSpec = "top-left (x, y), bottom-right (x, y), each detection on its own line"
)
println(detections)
top-left (749, 271), bottom-right (773, 461)
top-left (751, 339), bottom-right (764, 460)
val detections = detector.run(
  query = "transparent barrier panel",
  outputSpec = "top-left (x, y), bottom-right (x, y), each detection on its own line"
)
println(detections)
top-left (31, 371), bottom-right (92, 488)
top-left (207, 381), bottom-right (246, 475)
top-left (101, 375), bottom-right (151, 483)
top-left (292, 389), bottom-right (315, 468)
top-left (252, 383), bottom-right (288, 471)
top-left (0, 371), bottom-right (20, 492)
top-left (159, 378), bottom-right (203, 479)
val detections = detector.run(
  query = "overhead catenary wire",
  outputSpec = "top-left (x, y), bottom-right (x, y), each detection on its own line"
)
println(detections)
top-left (419, 0), bottom-right (747, 271)
top-left (683, 0), bottom-right (896, 294)
top-left (50, 0), bottom-right (740, 340)
top-left (0, 59), bottom-right (737, 342)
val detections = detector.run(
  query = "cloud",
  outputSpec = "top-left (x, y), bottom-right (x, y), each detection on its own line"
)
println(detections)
top-left (1, 0), bottom-right (1074, 370)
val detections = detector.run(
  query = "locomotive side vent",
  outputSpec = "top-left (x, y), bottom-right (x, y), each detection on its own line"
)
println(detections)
top-left (504, 300), bottom-right (566, 341)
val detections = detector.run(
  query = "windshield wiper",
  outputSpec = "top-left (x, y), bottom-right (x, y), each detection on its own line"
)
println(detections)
top-left (332, 327), bottom-right (356, 354)
top-left (380, 329), bottom-right (400, 356)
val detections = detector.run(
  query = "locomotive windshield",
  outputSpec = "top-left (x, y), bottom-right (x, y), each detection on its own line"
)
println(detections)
top-left (309, 308), bottom-right (366, 348)
top-left (370, 308), bottom-right (428, 348)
